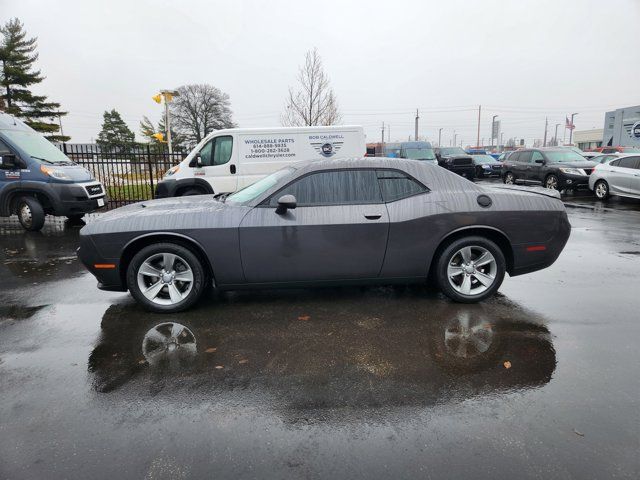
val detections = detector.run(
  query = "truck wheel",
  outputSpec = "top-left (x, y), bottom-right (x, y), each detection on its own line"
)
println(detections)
top-left (17, 196), bottom-right (46, 232)
top-left (181, 188), bottom-right (204, 196)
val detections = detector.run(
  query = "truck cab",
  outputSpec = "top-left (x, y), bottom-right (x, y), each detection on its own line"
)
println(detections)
top-left (0, 112), bottom-right (106, 231)
top-left (399, 141), bottom-right (438, 165)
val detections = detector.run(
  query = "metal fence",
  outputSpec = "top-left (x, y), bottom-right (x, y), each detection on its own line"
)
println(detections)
top-left (58, 144), bottom-right (187, 208)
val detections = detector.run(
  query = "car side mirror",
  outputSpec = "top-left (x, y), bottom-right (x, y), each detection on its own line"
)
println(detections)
top-left (189, 153), bottom-right (203, 168)
top-left (534, 159), bottom-right (545, 164)
top-left (276, 194), bottom-right (296, 214)
top-left (0, 153), bottom-right (17, 169)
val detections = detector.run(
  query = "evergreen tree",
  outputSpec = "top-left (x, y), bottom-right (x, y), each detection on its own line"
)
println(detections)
top-left (0, 18), bottom-right (69, 141)
top-left (96, 109), bottom-right (135, 152)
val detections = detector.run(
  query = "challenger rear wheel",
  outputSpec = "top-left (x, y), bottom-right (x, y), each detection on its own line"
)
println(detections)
top-left (127, 243), bottom-right (206, 313)
top-left (436, 236), bottom-right (506, 303)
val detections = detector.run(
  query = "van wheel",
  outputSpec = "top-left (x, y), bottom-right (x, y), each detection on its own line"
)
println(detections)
top-left (17, 196), bottom-right (46, 232)
top-left (181, 188), bottom-right (204, 196)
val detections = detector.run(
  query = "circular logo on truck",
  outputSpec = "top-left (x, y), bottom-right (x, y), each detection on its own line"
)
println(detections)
top-left (632, 121), bottom-right (640, 138)
top-left (321, 143), bottom-right (334, 156)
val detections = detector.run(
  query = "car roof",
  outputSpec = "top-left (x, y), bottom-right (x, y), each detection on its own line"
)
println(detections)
top-left (292, 156), bottom-right (435, 173)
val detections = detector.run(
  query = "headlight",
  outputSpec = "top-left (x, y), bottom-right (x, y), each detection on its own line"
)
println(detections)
top-left (559, 167), bottom-right (584, 175)
top-left (40, 165), bottom-right (72, 180)
top-left (165, 165), bottom-right (180, 176)
top-left (482, 165), bottom-right (491, 169)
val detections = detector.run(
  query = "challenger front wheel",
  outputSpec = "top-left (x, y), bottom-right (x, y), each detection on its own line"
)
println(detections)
top-left (127, 243), bottom-right (206, 313)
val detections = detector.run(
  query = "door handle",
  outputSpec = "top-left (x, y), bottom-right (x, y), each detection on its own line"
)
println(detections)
top-left (230, 164), bottom-right (236, 174)
top-left (364, 214), bottom-right (382, 220)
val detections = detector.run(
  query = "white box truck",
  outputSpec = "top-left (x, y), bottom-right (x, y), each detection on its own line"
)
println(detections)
top-left (156, 125), bottom-right (365, 197)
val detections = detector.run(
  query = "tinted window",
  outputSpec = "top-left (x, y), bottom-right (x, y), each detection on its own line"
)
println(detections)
top-left (531, 151), bottom-right (544, 163)
top-left (377, 170), bottom-right (427, 202)
top-left (0, 140), bottom-right (11, 155)
top-left (617, 157), bottom-right (640, 169)
top-left (200, 135), bottom-right (233, 167)
top-left (609, 159), bottom-right (620, 167)
top-left (518, 151), bottom-right (533, 163)
top-left (508, 152), bottom-right (520, 162)
top-left (269, 170), bottom-right (382, 206)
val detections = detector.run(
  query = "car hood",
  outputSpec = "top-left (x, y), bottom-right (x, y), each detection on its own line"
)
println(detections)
top-left (81, 195), bottom-right (250, 235)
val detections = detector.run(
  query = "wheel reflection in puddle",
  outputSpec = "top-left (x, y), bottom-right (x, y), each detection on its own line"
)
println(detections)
top-left (142, 322), bottom-right (197, 367)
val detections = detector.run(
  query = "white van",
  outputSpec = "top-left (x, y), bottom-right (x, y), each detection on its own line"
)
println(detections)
top-left (155, 125), bottom-right (365, 197)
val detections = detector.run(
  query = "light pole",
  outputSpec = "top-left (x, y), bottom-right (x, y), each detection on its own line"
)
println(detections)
top-left (453, 130), bottom-right (457, 147)
top-left (153, 90), bottom-right (180, 153)
top-left (554, 123), bottom-right (560, 146)
top-left (569, 112), bottom-right (578, 145)
top-left (491, 115), bottom-right (498, 148)
top-left (438, 128), bottom-right (443, 147)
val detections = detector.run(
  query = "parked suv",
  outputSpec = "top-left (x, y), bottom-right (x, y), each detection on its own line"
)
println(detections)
top-left (399, 141), bottom-right (438, 165)
top-left (589, 154), bottom-right (640, 200)
top-left (434, 147), bottom-right (475, 179)
top-left (0, 113), bottom-right (106, 231)
top-left (501, 148), bottom-right (597, 191)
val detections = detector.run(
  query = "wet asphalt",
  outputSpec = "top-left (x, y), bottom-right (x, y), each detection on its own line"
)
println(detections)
top-left (0, 185), bottom-right (639, 479)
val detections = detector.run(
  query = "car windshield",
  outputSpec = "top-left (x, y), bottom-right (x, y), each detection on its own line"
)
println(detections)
top-left (2, 129), bottom-right (74, 164)
top-left (472, 155), bottom-right (495, 164)
top-left (403, 148), bottom-right (436, 160)
top-left (544, 150), bottom-right (587, 163)
top-left (439, 147), bottom-right (467, 156)
top-left (227, 167), bottom-right (296, 204)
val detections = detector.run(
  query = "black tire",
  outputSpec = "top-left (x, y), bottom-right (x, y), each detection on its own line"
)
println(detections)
top-left (475, 166), bottom-right (483, 179)
top-left (594, 180), bottom-right (609, 200)
top-left (127, 242), bottom-right (207, 313)
top-left (435, 236), bottom-right (506, 304)
top-left (503, 172), bottom-right (515, 184)
top-left (545, 174), bottom-right (559, 190)
top-left (180, 188), bottom-right (204, 196)
top-left (16, 196), bottom-right (45, 232)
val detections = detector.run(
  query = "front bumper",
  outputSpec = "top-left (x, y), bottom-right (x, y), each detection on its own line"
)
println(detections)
top-left (77, 235), bottom-right (126, 292)
top-left (559, 173), bottom-right (591, 189)
top-left (49, 181), bottom-right (107, 216)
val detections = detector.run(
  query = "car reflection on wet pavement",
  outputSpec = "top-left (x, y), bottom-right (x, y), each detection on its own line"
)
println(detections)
top-left (1, 199), bottom-right (639, 479)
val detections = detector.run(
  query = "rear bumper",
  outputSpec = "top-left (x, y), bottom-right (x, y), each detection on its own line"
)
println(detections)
top-left (510, 211), bottom-right (571, 276)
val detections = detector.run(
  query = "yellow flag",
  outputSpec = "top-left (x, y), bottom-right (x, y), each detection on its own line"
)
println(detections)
top-left (152, 133), bottom-right (164, 142)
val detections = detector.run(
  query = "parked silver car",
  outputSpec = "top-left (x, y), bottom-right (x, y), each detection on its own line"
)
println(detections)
top-left (589, 154), bottom-right (640, 200)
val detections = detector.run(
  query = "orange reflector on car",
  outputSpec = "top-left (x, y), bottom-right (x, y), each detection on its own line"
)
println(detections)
top-left (526, 246), bottom-right (546, 252)
top-left (94, 263), bottom-right (116, 269)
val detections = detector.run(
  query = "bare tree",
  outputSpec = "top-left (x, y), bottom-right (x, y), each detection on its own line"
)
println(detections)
top-left (170, 84), bottom-right (235, 148)
top-left (282, 48), bottom-right (341, 126)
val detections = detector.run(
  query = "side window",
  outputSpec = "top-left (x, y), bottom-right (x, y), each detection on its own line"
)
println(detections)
top-left (531, 151), bottom-right (544, 163)
top-left (618, 156), bottom-right (640, 169)
top-left (509, 152), bottom-right (520, 163)
top-left (377, 170), bottom-right (427, 202)
top-left (269, 170), bottom-right (382, 207)
top-left (199, 136), bottom-right (233, 167)
top-left (609, 159), bottom-right (620, 167)
top-left (0, 140), bottom-right (11, 156)
top-left (519, 151), bottom-right (533, 163)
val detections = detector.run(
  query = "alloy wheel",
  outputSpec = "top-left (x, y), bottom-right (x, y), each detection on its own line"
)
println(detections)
top-left (136, 252), bottom-right (194, 306)
top-left (504, 173), bottom-right (514, 184)
top-left (595, 181), bottom-right (608, 199)
top-left (447, 246), bottom-right (497, 296)
top-left (545, 175), bottom-right (558, 190)
top-left (19, 203), bottom-right (32, 228)
top-left (142, 322), bottom-right (197, 365)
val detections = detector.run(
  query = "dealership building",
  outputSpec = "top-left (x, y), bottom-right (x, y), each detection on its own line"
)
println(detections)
top-left (602, 105), bottom-right (640, 147)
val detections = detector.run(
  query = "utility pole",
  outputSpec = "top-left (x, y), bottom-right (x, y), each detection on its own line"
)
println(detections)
top-left (569, 112), bottom-right (578, 145)
top-left (387, 124), bottom-right (391, 143)
top-left (414, 109), bottom-right (419, 142)
top-left (438, 128), bottom-right (443, 147)
top-left (554, 123), bottom-right (560, 146)
top-left (56, 111), bottom-right (65, 139)
top-left (491, 115), bottom-right (498, 147)
top-left (381, 122), bottom-right (385, 156)
top-left (453, 130), bottom-right (457, 147)
top-left (543, 117), bottom-right (548, 147)
top-left (500, 132), bottom-right (504, 146)
top-left (476, 105), bottom-right (481, 147)
top-left (153, 90), bottom-right (180, 153)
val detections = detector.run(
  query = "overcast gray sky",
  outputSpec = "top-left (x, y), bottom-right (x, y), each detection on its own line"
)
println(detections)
top-left (4, 0), bottom-right (639, 145)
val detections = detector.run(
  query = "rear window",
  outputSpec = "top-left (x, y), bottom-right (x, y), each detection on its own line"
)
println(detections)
top-left (376, 170), bottom-right (427, 202)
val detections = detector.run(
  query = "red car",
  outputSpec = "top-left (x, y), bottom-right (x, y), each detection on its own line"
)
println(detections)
top-left (591, 146), bottom-right (640, 154)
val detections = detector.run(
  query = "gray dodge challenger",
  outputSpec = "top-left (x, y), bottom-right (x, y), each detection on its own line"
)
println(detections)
top-left (78, 158), bottom-right (571, 313)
